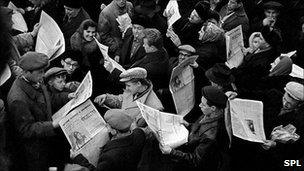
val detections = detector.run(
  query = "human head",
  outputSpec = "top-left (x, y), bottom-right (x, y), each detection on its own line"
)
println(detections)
top-left (19, 51), bottom-right (49, 84)
top-left (249, 32), bottom-right (264, 51)
top-left (207, 10), bottom-right (221, 27)
top-left (228, 0), bottom-right (242, 11)
top-left (269, 56), bottom-right (293, 76)
top-left (143, 28), bottom-right (163, 53)
top-left (114, 0), bottom-right (127, 8)
top-left (132, 15), bottom-right (147, 40)
top-left (189, 1), bottom-right (211, 24)
top-left (120, 67), bottom-right (149, 95)
top-left (205, 63), bottom-right (235, 89)
top-left (198, 22), bottom-right (224, 43)
top-left (104, 109), bottom-right (132, 135)
top-left (282, 82), bottom-right (304, 111)
top-left (45, 67), bottom-right (68, 91)
top-left (63, 0), bottom-right (81, 19)
top-left (263, 1), bottom-right (283, 20)
top-left (178, 45), bottom-right (196, 64)
top-left (79, 19), bottom-right (97, 42)
top-left (199, 86), bottom-right (228, 116)
top-left (61, 50), bottom-right (82, 74)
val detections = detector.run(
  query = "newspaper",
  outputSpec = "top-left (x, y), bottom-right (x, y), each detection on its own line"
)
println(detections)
top-left (35, 11), bottom-right (65, 60)
top-left (169, 56), bottom-right (197, 116)
top-left (281, 50), bottom-right (297, 58)
top-left (290, 64), bottom-right (304, 79)
top-left (229, 98), bottom-right (266, 143)
top-left (95, 38), bottom-right (126, 72)
top-left (225, 25), bottom-right (244, 68)
top-left (8, 2), bottom-right (28, 33)
top-left (136, 101), bottom-right (188, 148)
top-left (0, 64), bottom-right (11, 86)
top-left (163, 0), bottom-right (181, 27)
top-left (59, 99), bottom-right (109, 166)
top-left (52, 71), bottom-right (93, 124)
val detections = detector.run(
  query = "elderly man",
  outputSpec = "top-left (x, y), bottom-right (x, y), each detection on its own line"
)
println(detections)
top-left (98, 0), bottom-right (133, 61)
top-left (94, 67), bottom-right (163, 127)
top-left (62, 0), bottom-right (90, 49)
top-left (159, 86), bottom-right (229, 171)
top-left (7, 52), bottom-right (75, 171)
top-left (72, 109), bottom-right (146, 171)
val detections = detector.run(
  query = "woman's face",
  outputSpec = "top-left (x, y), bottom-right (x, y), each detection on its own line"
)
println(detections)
top-left (83, 26), bottom-right (96, 42)
top-left (252, 37), bottom-right (262, 49)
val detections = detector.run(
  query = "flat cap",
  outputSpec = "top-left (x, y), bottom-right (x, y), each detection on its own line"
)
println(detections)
top-left (202, 86), bottom-right (228, 109)
top-left (120, 67), bottom-right (147, 82)
top-left (178, 45), bottom-right (196, 54)
top-left (263, 1), bottom-right (284, 10)
top-left (19, 51), bottom-right (49, 71)
top-left (104, 109), bottom-right (132, 132)
top-left (45, 67), bottom-right (67, 81)
top-left (284, 82), bottom-right (304, 101)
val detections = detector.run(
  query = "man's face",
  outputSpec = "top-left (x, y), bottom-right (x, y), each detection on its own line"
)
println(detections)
top-left (133, 24), bottom-right (145, 40)
top-left (49, 76), bottom-right (66, 91)
top-left (64, 6), bottom-right (79, 19)
top-left (228, 0), bottom-right (239, 11)
top-left (282, 92), bottom-right (299, 110)
top-left (26, 68), bottom-right (45, 84)
top-left (115, 0), bottom-right (126, 8)
top-left (61, 58), bottom-right (79, 74)
top-left (178, 50), bottom-right (191, 64)
top-left (189, 10), bottom-right (202, 24)
top-left (199, 96), bottom-right (213, 116)
top-left (125, 81), bottom-right (140, 95)
top-left (264, 9), bottom-right (279, 20)
top-left (83, 26), bottom-right (96, 42)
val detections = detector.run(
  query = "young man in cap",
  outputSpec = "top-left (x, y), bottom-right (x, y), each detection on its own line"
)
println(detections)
top-left (62, 0), bottom-right (90, 49)
top-left (98, 0), bottom-right (134, 61)
top-left (94, 67), bottom-right (163, 127)
top-left (7, 52), bottom-right (75, 171)
top-left (159, 86), bottom-right (229, 171)
top-left (71, 109), bottom-right (146, 170)
top-left (61, 49), bottom-right (86, 83)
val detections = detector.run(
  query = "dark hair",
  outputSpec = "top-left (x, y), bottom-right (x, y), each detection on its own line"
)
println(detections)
top-left (208, 10), bottom-right (220, 23)
top-left (82, 19), bottom-right (97, 31)
top-left (143, 28), bottom-right (163, 50)
top-left (130, 78), bottom-right (150, 87)
top-left (62, 49), bottom-right (83, 63)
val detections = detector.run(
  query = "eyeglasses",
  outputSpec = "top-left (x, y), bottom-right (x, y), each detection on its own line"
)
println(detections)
top-left (64, 60), bottom-right (79, 68)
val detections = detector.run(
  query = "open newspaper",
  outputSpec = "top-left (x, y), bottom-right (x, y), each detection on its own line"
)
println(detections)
top-left (163, 0), bottom-right (181, 27)
top-left (169, 56), bottom-right (197, 116)
top-left (35, 11), bottom-right (65, 60)
top-left (59, 99), bottom-right (109, 166)
top-left (52, 71), bottom-right (92, 125)
top-left (225, 25), bottom-right (244, 68)
top-left (95, 38), bottom-right (125, 72)
top-left (136, 101), bottom-right (188, 148)
top-left (0, 64), bottom-right (11, 86)
top-left (229, 98), bottom-right (266, 143)
top-left (8, 2), bottom-right (28, 33)
top-left (290, 64), bottom-right (304, 79)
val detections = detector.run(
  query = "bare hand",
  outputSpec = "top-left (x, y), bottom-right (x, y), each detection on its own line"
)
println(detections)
top-left (114, 55), bottom-right (120, 62)
top-left (225, 91), bottom-right (238, 100)
top-left (52, 120), bottom-right (60, 128)
top-left (68, 92), bottom-right (77, 99)
top-left (159, 143), bottom-right (172, 154)
top-left (31, 23), bottom-right (41, 37)
top-left (94, 94), bottom-right (107, 106)
top-left (167, 28), bottom-right (181, 47)
top-left (261, 140), bottom-right (276, 150)
top-left (104, 60), bottom-right (114, 73)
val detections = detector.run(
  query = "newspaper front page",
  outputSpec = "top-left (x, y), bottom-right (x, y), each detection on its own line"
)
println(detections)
top-left (136, 101), bottom-right (188, 148)
top-left (163, 0), bottom-right (181, 27)
top-left (35, 11), bottom-right (65, 60)
top-left (169, 56), bottom-right (197, 116)
top-left (52, 71), bottom-right (92, 124)
top-left (59, 99), bottom-right (109, 166)
top-left (229, 98), bottom-right (266, 143)
top-left (225, 25), bottom-right (244, 68)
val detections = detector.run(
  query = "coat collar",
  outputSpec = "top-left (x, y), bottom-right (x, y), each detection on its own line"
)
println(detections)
top-left (16, 77), bottom-right (42, 101)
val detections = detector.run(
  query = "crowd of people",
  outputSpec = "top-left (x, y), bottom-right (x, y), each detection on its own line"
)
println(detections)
top-left (0, 0), bottom-right (304, 170)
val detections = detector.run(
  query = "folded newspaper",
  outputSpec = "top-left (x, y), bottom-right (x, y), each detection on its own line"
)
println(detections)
top-left (136, 101), bottom-right (188, 148)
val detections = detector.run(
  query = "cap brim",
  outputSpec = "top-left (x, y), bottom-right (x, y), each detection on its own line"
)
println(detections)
top-left (120, 78), bottom-right (131, 82)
